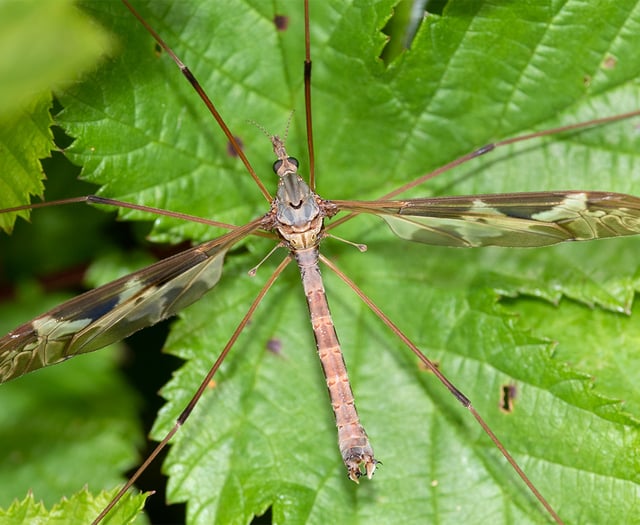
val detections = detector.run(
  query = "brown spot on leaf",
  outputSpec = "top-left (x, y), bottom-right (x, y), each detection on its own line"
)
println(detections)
top-left (499, 383), bottom-right (517, 413)
top-left (418, 359), bottom-right (439, 372)
top-left (602, 55), bottom-right (617, 69)
top-left (227, 136), bottom-right (244, 157)
top-left (273, 14), bottom-right (289, 31)
top-left (266, 338), bottom-right (282, 355)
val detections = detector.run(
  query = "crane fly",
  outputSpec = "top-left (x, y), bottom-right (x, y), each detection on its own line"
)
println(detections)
top-left (1, 0), bottom-right (640, 523)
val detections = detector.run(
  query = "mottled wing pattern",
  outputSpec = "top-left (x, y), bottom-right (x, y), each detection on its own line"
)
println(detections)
top-left (333, 192), bottom-right (640, 247)
top-left (0, 220), bottom-right (262, 382)
top-left (4, 191), bottom-right (640, 383)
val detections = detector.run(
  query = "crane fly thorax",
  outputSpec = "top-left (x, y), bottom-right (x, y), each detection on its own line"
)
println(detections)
top-left (268, 134), bottom-right (323, 250)
top-left (274, 173), bottom-right (323, 250)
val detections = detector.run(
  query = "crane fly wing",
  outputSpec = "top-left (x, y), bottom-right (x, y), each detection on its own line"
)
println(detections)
top-left (0, 220), bottom-right (262, 382)
top-left (333, 191), bottom-right (640, 247)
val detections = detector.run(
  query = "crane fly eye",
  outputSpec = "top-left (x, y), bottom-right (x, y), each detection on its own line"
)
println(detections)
top-left (273, 157), bottom-right (299, 173)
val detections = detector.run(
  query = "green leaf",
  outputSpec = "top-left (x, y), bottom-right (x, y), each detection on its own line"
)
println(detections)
top-left (0, 0), bottom-right (113, 117)
top-left (0, 0), bottom-right (114, 232)
top-left (2, 1), bottom-right (640, 524)
top-left (0, 488), bottom-right (149, 525)
top-left (0, 93), bottom-right (54, 233)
